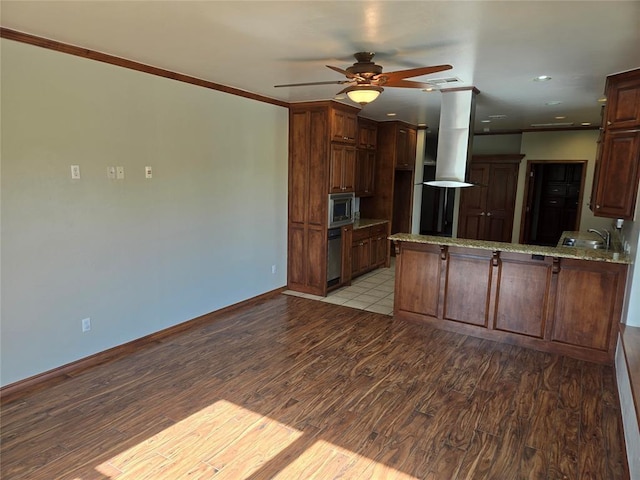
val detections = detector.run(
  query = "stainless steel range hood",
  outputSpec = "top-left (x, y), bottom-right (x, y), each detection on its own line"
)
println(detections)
top-left (425, 87), bottom-right (478, 188)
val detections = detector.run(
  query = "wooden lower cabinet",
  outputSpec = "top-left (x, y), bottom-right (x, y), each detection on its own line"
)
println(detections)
top-left (493, 252), bottom-right (553, 338)
top-left (551, 258), bottom-right (626, 352)
top-left (394, 241), bottom-right (627, 363)
top-left (443, 247), bottom-right (493, 326)
top-left (351, 222), bottom-right (389, 279)
top-left (395, 244), bottom-right (442, 318)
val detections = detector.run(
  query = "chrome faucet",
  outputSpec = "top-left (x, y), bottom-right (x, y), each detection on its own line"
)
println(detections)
top-left (588, 228), bottom-right (610, 249)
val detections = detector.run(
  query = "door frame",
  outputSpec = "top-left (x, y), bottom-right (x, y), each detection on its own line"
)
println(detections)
top-left (519, 160), bottom-right (587, 244)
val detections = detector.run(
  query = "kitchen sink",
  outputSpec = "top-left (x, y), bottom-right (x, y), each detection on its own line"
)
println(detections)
top-left (562, 237), bottom-right (606, 249)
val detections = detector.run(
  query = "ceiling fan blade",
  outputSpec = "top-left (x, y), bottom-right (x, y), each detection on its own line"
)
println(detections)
top-left (377, 64), bottom-right (453, 82)
top-left (382, 79), bottom-right (437, 89)
top-left (274, 80), bottom-right (351, 88)
top-left (326, 65), bottom-right (364, 80)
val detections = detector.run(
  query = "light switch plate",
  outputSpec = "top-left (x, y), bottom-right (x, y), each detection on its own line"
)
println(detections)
top-left (145, 166), bottom-right (152, 179)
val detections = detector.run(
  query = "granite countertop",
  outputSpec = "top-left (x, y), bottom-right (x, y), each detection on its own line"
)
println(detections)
top-left (354, 218), bottom-right (389, 229)
top-left (389, 230), bottom-right (631, 264)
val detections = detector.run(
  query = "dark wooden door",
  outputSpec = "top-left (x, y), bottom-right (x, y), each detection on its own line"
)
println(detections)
top-left (458, 158), bottom-right (520, 242)
top-left (484, 162), bottom-right (519, 241)
top-left (457, 163), bottom-right (489, 239)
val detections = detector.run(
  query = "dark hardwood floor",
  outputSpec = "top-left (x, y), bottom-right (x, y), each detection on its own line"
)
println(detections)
top-left (0, 294), bottom-right (628, 479)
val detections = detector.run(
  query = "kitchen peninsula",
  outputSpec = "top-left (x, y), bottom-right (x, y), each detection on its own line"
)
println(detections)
top-left (389, 232), bottom-right (630, 364)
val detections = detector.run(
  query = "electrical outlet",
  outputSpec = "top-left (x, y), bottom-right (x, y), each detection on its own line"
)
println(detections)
top-left (71, 165), bottom-right (81, 179)
top-left (81, 317), bottom-right (91, 333)
top-left (116, 166), bottom-right (125, 179)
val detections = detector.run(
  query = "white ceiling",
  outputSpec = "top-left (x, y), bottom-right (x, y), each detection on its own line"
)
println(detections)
top-left (2, 1), bottom-right (640, 132)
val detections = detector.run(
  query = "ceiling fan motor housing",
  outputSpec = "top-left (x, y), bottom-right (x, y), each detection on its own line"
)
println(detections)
top-left (347, 52), bottom-right (383, 80)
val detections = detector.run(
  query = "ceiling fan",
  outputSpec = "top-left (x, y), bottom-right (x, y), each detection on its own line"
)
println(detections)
top-left (275, 52), bottom-right (452, 105)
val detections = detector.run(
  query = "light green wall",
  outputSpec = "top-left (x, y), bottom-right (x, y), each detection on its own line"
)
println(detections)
top-left (0, 39), bottom-right (289, 386)
top-left (512, 130), bottom-right (611, 242)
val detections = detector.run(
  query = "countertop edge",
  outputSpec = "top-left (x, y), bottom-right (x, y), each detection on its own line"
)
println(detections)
top-left (354, 218), bottom-right (389, 229)
top-left (388, 232), bottom-right (631, 265)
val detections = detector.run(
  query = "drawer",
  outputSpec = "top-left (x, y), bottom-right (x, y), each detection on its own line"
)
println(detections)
top-left (370, 223), bottom-right (388, 238)
top-left (543, 197), bottom-right (566, 207)
top-left (545, 184), bottom-right (567, 196)
top-left (353, 227), bottom-right (372, 243)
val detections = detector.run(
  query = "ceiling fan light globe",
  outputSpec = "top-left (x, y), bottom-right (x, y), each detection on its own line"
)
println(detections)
top-left (345, 85), bottom-right (383, 105)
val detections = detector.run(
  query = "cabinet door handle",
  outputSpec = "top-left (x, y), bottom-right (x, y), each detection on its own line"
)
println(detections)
top-left (487, 212), bottom-right (492, 217)
top-left (596, 204), bottom-right (601, 209)
top-left (480, 212), bottom-right (485, 216)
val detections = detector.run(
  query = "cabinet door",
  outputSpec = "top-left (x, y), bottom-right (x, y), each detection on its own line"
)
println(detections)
top-left (442, 247), bottom-right (493, 326)
top-left (493, 253), bottom-right (552, 338)
top-left (551, 259), bottom-right (625, 352)
top-left (395, 127), bottom-right (416, 169)
top-left (605, 74), bottom-right (640, 129)
top-left (331, 108), bottom-right (357, 143)
top-left (341, 225), bottom-right (353, 285)
top-left (370, 234), bottom-right (388, 267)
top-left (358, 121), bottom-right (377, 149)
top-left (593, 130), bottom-right (640, 219)
top-left (329, 144), bottom-right (356, 193)
top-left (356, 150), bottom-right (375, 196)
top-left (342, 146), bottom-right (356, 192)
top-left (351, 238), bottom-right (371, 276)
top-left (395, 243), bottom-right (442, 317)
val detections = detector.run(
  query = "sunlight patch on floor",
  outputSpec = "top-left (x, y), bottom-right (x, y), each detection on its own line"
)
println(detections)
top-left (272, 439), bottom-right (419, 480)
top-left (92, 398), bottom-right (420, 479)
top-left (95, 399), bottom-right (302, 479)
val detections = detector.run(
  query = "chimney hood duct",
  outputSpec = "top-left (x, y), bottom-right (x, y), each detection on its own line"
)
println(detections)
top-left (425, 87), bottom-right (478, 188)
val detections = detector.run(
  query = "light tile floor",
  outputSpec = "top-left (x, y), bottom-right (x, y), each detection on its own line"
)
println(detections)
top-left (283, 259), bottom-right (396, 316)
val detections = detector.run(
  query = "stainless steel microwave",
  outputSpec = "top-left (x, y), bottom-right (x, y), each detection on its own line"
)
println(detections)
top-left (328, 192), bottom-right (355, 228)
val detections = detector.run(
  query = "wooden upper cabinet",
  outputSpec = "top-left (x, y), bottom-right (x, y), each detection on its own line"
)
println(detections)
top-left (592, 130), bottom-right (640, 218)
top-left (604, 70), bottom-right (640, 129)
top-left (592, 68), bottom-right (640, 219)
top-left (355, 150), bottom-right (375, 197)
top-left (357, 120), bottom-right (378, 149)
top-left (329, 144), bottom-right (356, 193)
top-left (330, 107), bottom-right (357, 144)
top-left (395, 126), bottom-right (417, 169)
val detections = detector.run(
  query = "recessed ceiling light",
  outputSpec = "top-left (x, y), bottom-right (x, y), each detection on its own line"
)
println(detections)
top-left (555, 116), bottom-right (566, 119)
top-left (545, 101), bottom-right (562, 106)
top-left (418, 123), bottom-right (427, 127)
top-left (534, 75), bottom-right (552, 82)
top-left (581, 122), bottom-right (592, 126)
top-left (421, 87), bottom-right (435, 92)
top-left (386, 113), bottom-right (397, 117)
top-left (481, 120), bottom-right (491, 123)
